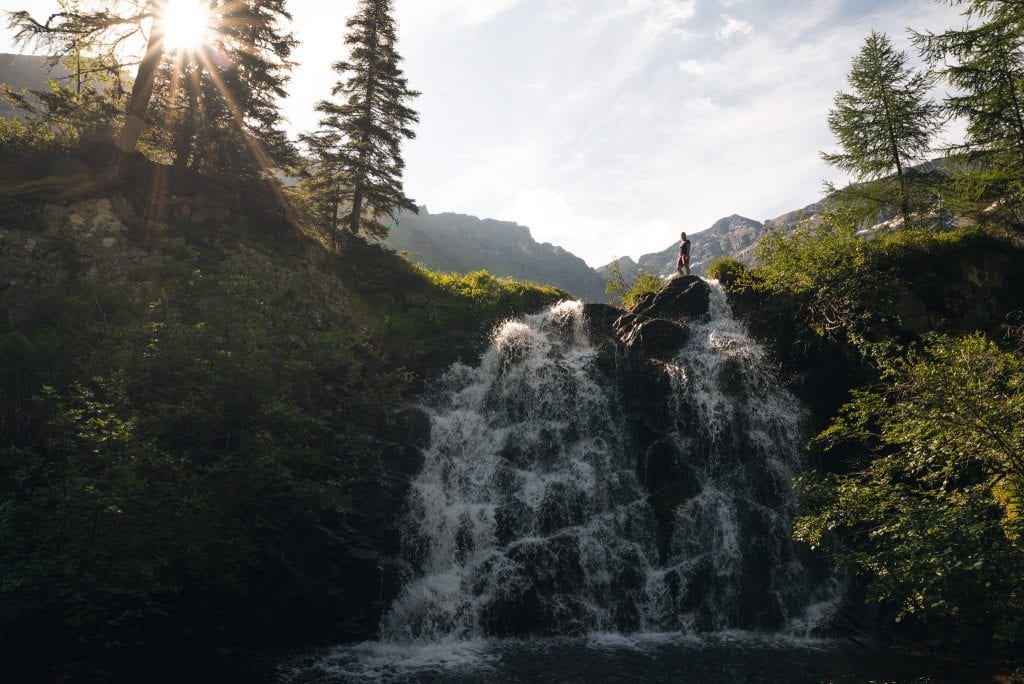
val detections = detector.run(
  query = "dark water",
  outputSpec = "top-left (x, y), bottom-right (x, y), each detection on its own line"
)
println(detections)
top-left (280, 632), bottom-right (995, 683)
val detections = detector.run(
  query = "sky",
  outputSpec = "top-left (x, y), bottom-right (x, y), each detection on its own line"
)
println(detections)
top-left (0, 0), bottom-right (970, 266)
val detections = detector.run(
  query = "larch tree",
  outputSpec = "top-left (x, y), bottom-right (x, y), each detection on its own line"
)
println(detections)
top-left (7, 0), bottom-right (296, 169)
top-left (822, 31), bottom-right (943, 226)
top-left (914, 0), bottom-right (1024, 229)
top-left (302, 0), bottom-right (419, 242)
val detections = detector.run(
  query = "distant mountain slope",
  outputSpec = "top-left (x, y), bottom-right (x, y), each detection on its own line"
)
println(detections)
top-left (0, 54), bottom-right (70, 119)
top-left (385, 208), bottom-right (609, 302)
top-left (385, 198), bottom-right (832, 302)
top-left (600, 200), bottom-right (830, 281)
top-left (633, 214), bottom-right (764, 278)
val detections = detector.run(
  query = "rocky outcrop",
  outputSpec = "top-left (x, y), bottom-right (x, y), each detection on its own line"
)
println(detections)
top-left (612, 276), bottom-right (709, 360)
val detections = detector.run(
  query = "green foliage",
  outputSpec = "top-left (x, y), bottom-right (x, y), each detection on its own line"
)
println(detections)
top-left (0, 114), bottom-right (76, 183)
top-left (422, 269), bottom-right (563, 313)
top-left (0, 256), bottom-right (410, 676)
top-left (706, 257), bottom-right (749, 288)
top-left (795, 332), bottom-right (1024, 647)
top-left (822, 31), bottom-right (943, 224)
top-left (751, 211), bottom-right (894, 346)
top-left (605, 258), bottom-right (663, 309)
top-left (383, 267), bottom-right (563, 354)
top-left (623, 270), bottom-right (665, 310)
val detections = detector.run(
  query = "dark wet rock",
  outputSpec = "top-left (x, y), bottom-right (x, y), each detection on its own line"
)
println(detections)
top-left (613, 312), bottom-right (638, 337)
top-left (631, 275), bottom-right (711, 322)
top-left (619, 317), bottom-right (690, 359)
top-left (581, 302), bottom-right (620, 341)
top-left (610, 277), bottom-right (709, 363)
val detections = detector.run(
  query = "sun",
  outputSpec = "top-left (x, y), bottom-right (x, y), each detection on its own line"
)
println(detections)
top-left (161, 0), bottom-right (212, 52)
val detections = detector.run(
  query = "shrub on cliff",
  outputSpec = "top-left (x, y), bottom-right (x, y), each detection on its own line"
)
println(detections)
top-left (751, 211), bottom-right (898, 349)
top-left (0, 260), bottom-right (410, 678)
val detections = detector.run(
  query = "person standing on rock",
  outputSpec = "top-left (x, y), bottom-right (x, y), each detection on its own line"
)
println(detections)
top-left (676, 231), bottom-right (691, 276)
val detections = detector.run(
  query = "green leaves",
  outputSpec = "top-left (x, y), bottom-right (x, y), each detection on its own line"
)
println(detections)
top-left (795, 332), bottom-right (1024, 647)
top-left (751, 210), bottom-right (899, 348)
top-left (0, 254), bottom-right (411, 673)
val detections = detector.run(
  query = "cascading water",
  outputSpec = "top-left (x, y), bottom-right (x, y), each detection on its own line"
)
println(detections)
top-left (642, 285), bottom-right (819, 633)
top-left (380, 282), bottom-right (831, 645)
top-left (383, 300), bottom-right (658, 641)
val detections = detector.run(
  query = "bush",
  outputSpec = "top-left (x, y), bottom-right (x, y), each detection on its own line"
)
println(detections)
top-left (795, 332), bottom-right (1024, 650)
top-left (752, 210), bottom-right (894, 346)
top-left (706, 257), bottom-right (748, 288)
top-left (0, 261), bottom-right (410, 678)
top-left (604, 259), bottom-right (664, 309)
top-left (421, 268), bottom-right (564, 317)
top-left (622, 269), bottom-right (664, 310)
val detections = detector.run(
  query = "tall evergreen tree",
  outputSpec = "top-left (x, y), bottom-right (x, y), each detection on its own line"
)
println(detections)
top-left (822, 31), bottom-right (943, 226)
top-left (302, 0), bottom-right (419, 241)
top-left (914, 0), bottom-right (1024, 228)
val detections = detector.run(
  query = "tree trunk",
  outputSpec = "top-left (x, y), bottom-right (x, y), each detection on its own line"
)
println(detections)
top-left (879, 87), bottom-right (910, 225)
top-left (115, 6), bottom-right (165, 152)
top-left (172, 66), bottom-right (200, 175)
top-left (349, 184), bottom-right (363, 235)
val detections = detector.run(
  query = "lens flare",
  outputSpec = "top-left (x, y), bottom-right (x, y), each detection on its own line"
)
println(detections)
top-left (161, 0), bottom-right (211, 51)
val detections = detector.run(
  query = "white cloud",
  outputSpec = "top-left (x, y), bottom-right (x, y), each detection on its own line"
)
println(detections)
top-left (677, 59), bottom-right (706, 75)
top-left (715, 14), bottom-right (754, 42)
top-left (398, 0), bottom-right (527, 35)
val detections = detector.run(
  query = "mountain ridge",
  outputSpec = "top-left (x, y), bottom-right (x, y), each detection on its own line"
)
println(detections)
top-left (386, 207), bottom-right (610, 301)
top-left (385, 198), bottom-right (829, 302)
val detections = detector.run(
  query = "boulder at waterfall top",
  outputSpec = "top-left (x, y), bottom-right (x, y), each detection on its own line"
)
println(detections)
top-left (613, 276), bottom-right (712, 359)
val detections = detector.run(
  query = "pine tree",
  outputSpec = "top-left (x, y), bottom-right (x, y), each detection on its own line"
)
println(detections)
top-left (914, 1), bottom-right (1024, 228)
top-left (302, 0), bottom-right (419, 241)
top-left (822, 31), bottom-right (943, 226)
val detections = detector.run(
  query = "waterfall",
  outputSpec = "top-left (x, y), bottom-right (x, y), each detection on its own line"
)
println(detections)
top-left (381, 283), bottom-right (830, 645)
top-left (642, 286), bottom-right (816, 632)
